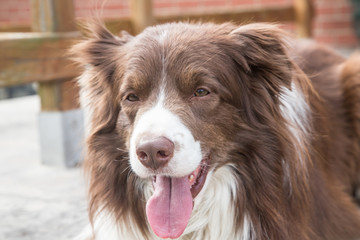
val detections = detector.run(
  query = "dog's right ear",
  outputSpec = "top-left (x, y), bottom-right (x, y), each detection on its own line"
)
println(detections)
top-left (70, 22), bottom-right (132, 69)
top-left (70, 22), bottom-right (133, 135)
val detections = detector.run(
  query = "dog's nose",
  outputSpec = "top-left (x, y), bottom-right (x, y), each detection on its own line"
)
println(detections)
top-left (136, 137), bottom-right (174, 170)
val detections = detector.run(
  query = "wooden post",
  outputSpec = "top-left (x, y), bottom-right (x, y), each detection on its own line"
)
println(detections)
top-left (130, 0), bottom-right (155, 34)
top-left (31, 0), bottom-right (79, 111)
top-left (31, 0), bottom-right (76, 33)
top-left (31, 0), bottom-right (84, 167)
top-left (294, 0), bottom-right (314, 38)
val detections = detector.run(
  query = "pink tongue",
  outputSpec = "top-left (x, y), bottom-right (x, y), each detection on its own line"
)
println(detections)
top-left (146, 176), bottom-right (193, 239)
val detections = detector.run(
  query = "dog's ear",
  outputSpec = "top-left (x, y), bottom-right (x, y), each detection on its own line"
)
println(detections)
top-left (221, 23), bottom-right (300, 124)
top-left (227, 23), bottom-right (293, 97)
top-left (71, 22), bottom-right (131, 68)
top-left (70, 22), bottom-right (132, 135)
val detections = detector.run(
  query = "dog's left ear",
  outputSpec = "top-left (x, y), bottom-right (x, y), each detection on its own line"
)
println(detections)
top-left (227, 23), bottom-right (293, 97)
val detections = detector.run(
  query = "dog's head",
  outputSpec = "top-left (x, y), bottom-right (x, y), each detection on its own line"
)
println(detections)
top-left (72, 22), bottom-right (310, 239)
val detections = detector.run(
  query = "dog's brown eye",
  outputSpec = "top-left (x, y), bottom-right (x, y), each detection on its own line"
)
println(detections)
top-left (126, 93), bottom-right (139, 102)
top-left (194, 88), bottom-right (210, 97)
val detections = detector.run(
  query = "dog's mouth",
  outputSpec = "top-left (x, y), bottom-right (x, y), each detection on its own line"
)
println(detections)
top-left (152, 157), bottom-right (209, 199)
top-left (146, 156), bottom-right (210, 239)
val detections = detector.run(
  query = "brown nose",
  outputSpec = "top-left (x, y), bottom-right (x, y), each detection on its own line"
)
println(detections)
top-left (136, 137), bottom-right (174, 170)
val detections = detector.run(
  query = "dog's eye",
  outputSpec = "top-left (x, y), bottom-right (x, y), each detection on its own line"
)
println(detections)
top-left (194, 88), bottom-right (210, 97)
top-left (126, 93), bottom-right (139, 102)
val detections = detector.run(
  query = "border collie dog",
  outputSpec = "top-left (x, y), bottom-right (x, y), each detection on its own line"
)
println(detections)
top-left (71, 22), bottom-right (360, 240)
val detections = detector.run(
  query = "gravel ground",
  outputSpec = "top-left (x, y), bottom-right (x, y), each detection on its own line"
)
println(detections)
top-left (0, 96), bottom-right (88, 240)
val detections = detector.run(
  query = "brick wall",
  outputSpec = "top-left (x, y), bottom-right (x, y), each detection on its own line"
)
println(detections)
top-left (313, 0), bottom-right (358, 47)
top-left (0, 0), bottom-right (358, 49)
top-left (0, 0), bottom-right (30, 25)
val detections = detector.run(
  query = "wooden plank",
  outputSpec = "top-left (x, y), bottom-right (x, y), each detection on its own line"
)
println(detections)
top-left (156, 4), bottom-right (296, 25)
top-left (0, 18), bottom-right (132, 34)
top-left (0, 32), bottom-right (80, 87)
top-left (84, 5), bottom-right (295, 36)
top-left (0, 32), bottom-right (79, 58)
top-left (0, 25), bottom-right (31, 32)
top-left (101, 4), bottom-right (296, 35)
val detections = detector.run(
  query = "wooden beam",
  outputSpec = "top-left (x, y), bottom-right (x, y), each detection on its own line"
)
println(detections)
top-left (38, 79), bottom-right (80, 111)
top-left (101, 4), bottom-right (298, 35)
top-left (130, 0), bottom-right (155, 34)
top-left (87, 4), bottom-right (296, 36)
top-left (0, 18), bottom-right (133, 34)
top-left (156, 4), bottom-right (296, 25)
top-left (0, 25), bottom-right (31, 32)
top-left (103, 18), bottom-right (135, 35)
top-left (0, 32), bottom-right (80, 87)
top-left (31, 0), bottom-right (76, 32)
top-left (294, 0), bottom-right (314, 38)
top-left (30, 0), bottom-right (79, 112)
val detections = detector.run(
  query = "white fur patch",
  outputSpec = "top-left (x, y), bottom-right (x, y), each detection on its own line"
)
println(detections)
top-left (279, 82), bottom-right (310, 165)
top-left (155, 28), bottom-right (168, 46)
top-left (181, 165), bottom-right (251, 240)
top-left (279, 83), bottom-right (309, 140)
top-left (129, 89), bottom-right (203, 178)
top-left (75, 211), bottom-right (151, 240)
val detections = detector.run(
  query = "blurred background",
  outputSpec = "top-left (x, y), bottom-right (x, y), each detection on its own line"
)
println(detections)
top-left (0, 0), bottom-right (359, 239)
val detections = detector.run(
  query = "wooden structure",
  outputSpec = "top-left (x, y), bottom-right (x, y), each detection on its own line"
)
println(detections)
top-left (0, 0), bottom-right (314, 167)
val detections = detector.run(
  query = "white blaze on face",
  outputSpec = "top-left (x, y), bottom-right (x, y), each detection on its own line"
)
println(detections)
top-left (129, 89), bottom-right (203, 178)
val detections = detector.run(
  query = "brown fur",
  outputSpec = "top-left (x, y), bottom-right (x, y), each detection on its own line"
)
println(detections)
top-left (71, 22), bottom-right (360, 239)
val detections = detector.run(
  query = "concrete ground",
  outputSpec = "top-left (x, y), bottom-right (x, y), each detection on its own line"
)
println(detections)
top-left (0, 96), bottom-right (88, 240)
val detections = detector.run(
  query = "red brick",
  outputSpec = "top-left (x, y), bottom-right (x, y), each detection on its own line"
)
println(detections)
top-left (316, 6), bottom-right (338, 15)
top-left (231, 0), bottom-right (255, 6)
top-left (201, 0), bottom-right (231, 7)
top-left (320, 21), bottom-right (353, 29)
top-left (178, 1), bottom-right (199, 9)
top-left (154, 1), bottom-right (178, 9)
top-left (259, 0), bottom-right (290, 5)
top-left (336, 34), bottom-right (358, 44)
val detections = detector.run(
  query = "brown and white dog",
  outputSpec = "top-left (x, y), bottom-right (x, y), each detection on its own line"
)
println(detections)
top-left (71, 22), bottom-right (360, 240)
